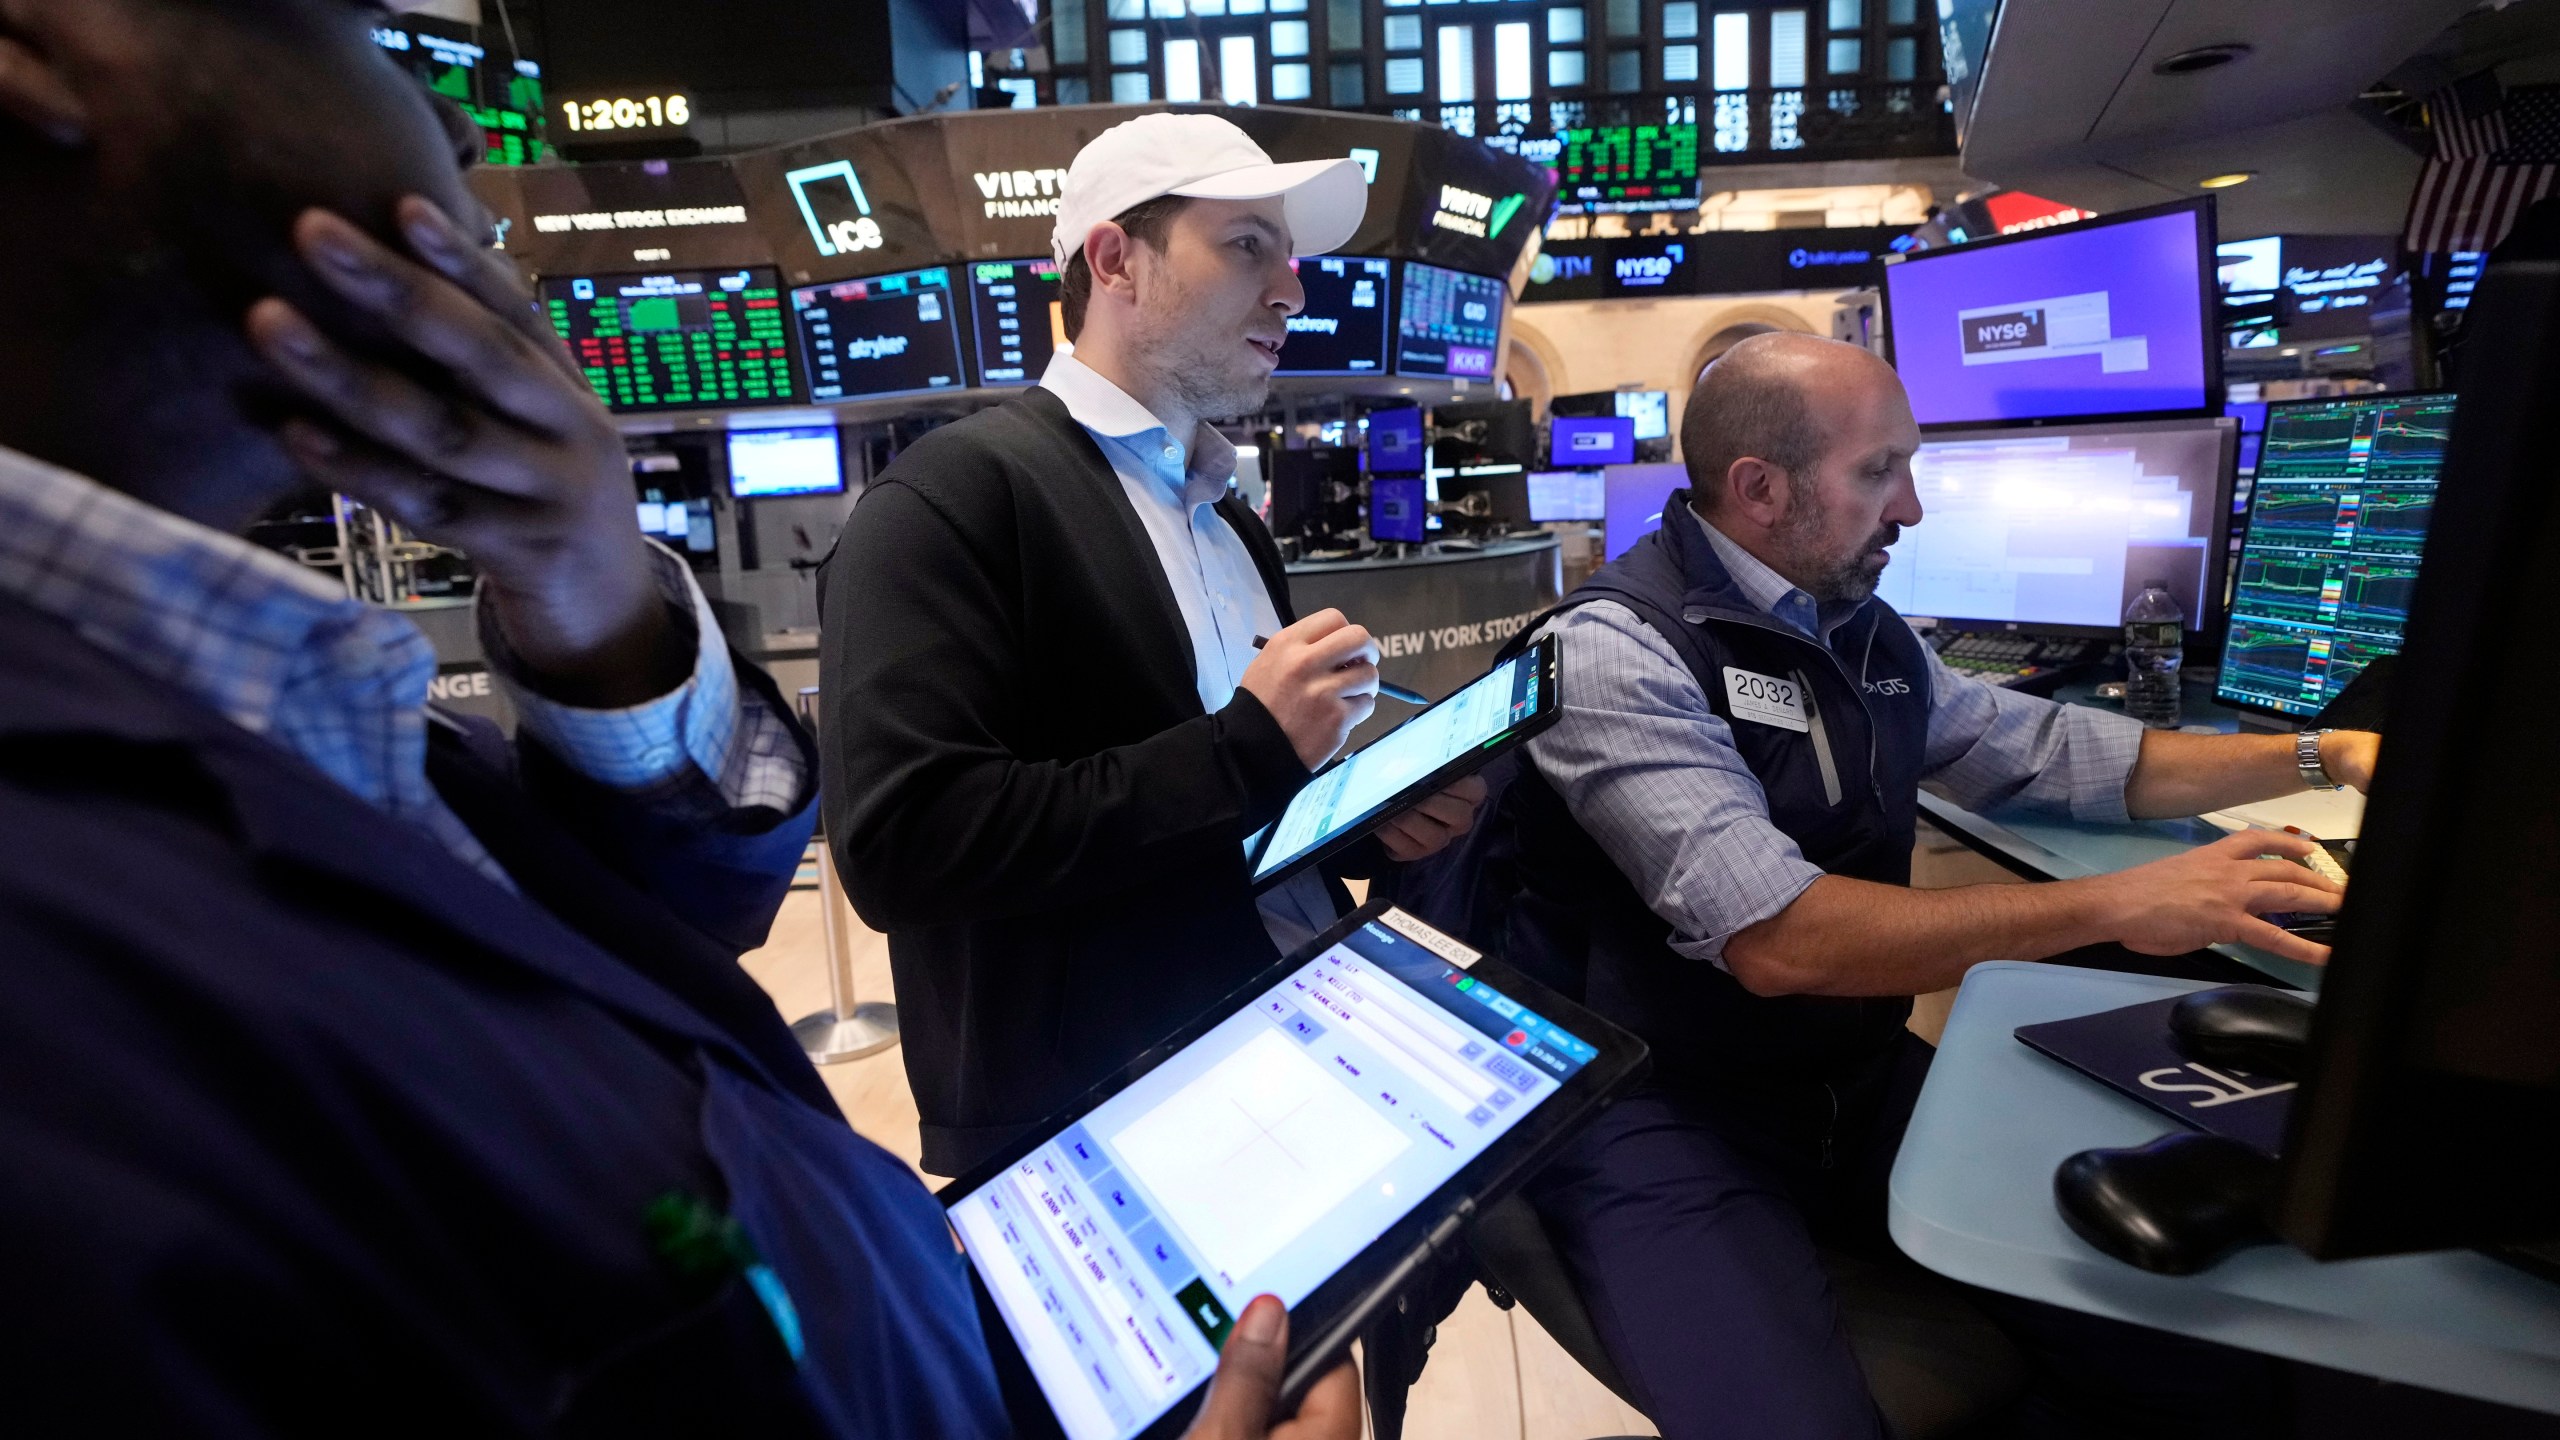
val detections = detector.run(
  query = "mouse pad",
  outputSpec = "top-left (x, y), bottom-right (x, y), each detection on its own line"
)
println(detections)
top-left (2016, 998), bottom-right (2295, 1155)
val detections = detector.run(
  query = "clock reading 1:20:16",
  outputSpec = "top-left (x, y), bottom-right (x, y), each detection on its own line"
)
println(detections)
top-left (560, 95), bottom-right (694, 132)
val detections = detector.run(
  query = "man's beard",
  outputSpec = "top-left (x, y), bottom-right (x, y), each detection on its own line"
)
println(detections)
top-left (1773, 477), bottom-right (1899, 604)
top-left (1129, 269), bottom-right (1271, 422)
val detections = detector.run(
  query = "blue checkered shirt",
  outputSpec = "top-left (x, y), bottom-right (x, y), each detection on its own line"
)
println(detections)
top-left (1527, 507), bottom-right (2144, 970)
top-left (0, 445), bottom-right (810, 889)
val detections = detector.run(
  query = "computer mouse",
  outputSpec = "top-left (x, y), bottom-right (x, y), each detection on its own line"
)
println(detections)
top-left (2053, 1132), bottom-right (2276, 1275)
top-left (2168, 985), bottom-right (2316, 1080)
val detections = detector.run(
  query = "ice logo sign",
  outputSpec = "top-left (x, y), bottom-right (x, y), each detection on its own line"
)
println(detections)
top-left (1955, 291), bottom-right (2149, 373)
top-left (785, 160), bottom-right (885, 259)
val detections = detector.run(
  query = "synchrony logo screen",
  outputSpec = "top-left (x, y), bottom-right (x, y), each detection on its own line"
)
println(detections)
top-left (1886, 210), bottom-right (2209, 425)
top-left (950, 916), bottom-right (1596, 1440)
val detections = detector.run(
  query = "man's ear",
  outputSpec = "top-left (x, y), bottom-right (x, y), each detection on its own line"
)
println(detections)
top-left (1083, 220), bottom-right (1141, 305)
top-left (0, 16), bottom-right (90, 148)
top-left (1724, 457), bottom-right (1789, 526)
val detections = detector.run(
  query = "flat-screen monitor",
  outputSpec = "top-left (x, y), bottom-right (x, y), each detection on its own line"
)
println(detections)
top-left (1615, 390), bottom-right (1671, 442)
top-left (1366, 408), bottom-right (1426, 475)
top-left (965, 258), bottom-right (1065, 387)
top-left (726, 426), bottom-right (844, 498)
top-left (2214, 392), bottom-right (2455, 718)
top-left (2226, 399), bottom-right (2269, 474)
top-left (540, 267), bottom-right (798, 414)
top-left (1603, 462), bottom-right (1689, 561)
top-left (1395, 262), bottom-right (1505, 381)
top-left (1278, 257), bottom-right (1393, 376)
top-left (2267, 236), bottom-right (2558, 1262)
top-left (1551, 415), bottom-right (1635, 468)
top-left (790, 266), bottom-right (966, 402)
top-left (1877, 417), bottom-right (2237, 636)
top-left (1881, 198), bottom-right (2219, 426)
top-left (1369, 477), bottom-right (1428, 543)
top-left (1527, 470), bottom-right (1606, 523)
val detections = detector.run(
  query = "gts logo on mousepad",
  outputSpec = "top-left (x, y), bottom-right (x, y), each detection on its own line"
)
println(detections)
top-left (2017, 997), bottom-right (2294, 1155)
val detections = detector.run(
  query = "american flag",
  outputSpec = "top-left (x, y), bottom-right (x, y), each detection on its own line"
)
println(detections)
top-left (2404, 79), bottom-right (2560, 254)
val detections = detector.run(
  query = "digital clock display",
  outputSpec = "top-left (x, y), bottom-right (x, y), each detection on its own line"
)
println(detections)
top-left (560, 95), bottom-right (695, 134)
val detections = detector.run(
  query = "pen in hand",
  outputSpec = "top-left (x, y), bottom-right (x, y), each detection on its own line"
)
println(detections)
top-left (1253, 634), bottom-right (1430, 705)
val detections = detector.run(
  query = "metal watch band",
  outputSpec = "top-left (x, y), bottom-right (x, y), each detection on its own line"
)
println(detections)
top-left (2297, 729), bottom-right (2339, 790)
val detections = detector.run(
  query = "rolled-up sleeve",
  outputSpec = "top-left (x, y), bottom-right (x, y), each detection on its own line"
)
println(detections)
top-left (483, 541), bottom-right (813, 825)
top-left (1525, 603), bottom-right (1827, 971)
top-left (1918, 646), bottom-right (2143, 823)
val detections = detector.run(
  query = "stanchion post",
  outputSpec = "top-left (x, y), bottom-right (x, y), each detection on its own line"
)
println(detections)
top-left (788, 686), bottom-right (898, 1065)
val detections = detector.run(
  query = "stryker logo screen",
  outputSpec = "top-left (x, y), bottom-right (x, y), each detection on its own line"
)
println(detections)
top-left (790, 267), bottom-right (965, 401)
top-left (1884, 208), bottom-right (2208, 424)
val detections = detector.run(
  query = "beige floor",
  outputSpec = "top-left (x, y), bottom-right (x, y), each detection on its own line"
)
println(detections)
top-left (737, 825), bottom-right (2023, 1440)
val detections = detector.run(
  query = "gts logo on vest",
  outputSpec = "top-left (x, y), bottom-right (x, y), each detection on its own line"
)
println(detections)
top-left (1863, 678), bottom-right (1913, 697)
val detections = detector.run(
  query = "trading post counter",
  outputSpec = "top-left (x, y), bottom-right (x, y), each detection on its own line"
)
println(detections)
top-left (1288, 535), bottom-right (1563, 749)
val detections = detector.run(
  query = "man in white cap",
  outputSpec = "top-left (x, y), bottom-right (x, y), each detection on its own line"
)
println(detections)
top-left (821, 114), bottom-right (1486, 1181)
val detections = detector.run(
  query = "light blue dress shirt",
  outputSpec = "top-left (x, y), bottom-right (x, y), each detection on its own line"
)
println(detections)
top-left (1528, 504), bottom-right (2146, 970)
top-left (0, 444), bottom-right (810, 890)
top-left (1038, 354), bottom-right (1338, 952)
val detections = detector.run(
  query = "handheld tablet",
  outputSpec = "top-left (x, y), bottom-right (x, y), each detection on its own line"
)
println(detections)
top-left (1248, 635), bottom-right (1561, 891)
top-left (939, 900), bottom-right (1647, 1440)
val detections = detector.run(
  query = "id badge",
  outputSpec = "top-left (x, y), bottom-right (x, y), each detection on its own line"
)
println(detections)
top-left (1721, 666), bottom-right (1810, 733)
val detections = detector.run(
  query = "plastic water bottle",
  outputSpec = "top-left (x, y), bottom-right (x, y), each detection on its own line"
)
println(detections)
top-left (2123, 582), bottom-right (2185, 729)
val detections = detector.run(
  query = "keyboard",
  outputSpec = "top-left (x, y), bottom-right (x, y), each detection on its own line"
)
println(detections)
top-left (1925, 629), bottom-right (2118, 689)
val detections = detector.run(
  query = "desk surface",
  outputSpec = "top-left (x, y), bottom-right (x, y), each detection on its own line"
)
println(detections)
top-left (1916, 682), bottom-right (2323, 990)
top-left (1890, 962), bottom-right (2560, 1416)
top-left (1285, 534), bottom-right (1559, 575)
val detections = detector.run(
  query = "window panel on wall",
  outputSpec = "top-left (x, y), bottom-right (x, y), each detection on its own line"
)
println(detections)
top-left (1886, 36), bottom-right (1915, 78)
top-left (1549, 47), bottom-right (1585, 86)
top-left (1712, 11), bottom-right (1752, 89)
top-left (1827, 0), bottom-right (1860, 28)
top-left (1191, 0), bottom-right (1226, 14)
top-left (1109, 27), bottom-right (1149, 63)
top-left (1607, 46), bottom-right (1640, 91)
top-left (1232, 0), bottom-right (1268, 15)
top-left (1887, 0), bottom-right (1915, 21)
top-left (1273, 61), bottom-right (1312, 97)
top-left (1439, 26), bottom-right (1475, 101)
top-left (1663, 2), bottom-right (1698, 39)
top-left (1494, 22), bottom-right (1531, 98)
top-left (1385, 14), bottom-right (1422, 47)
top-left (1605, 0), bottom-right (1640, 38)
top-left (1663, 43), bottom-right (1698, 83)
top-left (1768, 10), bottom-right (1807, 85)
top-left (1221, 34), bottom-right (1259, 101)
top-left (1272, 20), bottom-right (1310, 54)
top-left (1549, 6), bottom-right (1584, 42)
top-left (1149, 0), bottom-right (1182, 16)
top-left (1058, 76), bottom-right (1092, 102)
top-left (1827, 37), bottom-right (1860, 71)
top-left (1107, 0), bottom-right (1142, 16)
top-left (1166, 36), bottom-right (1203, 99)
top-left (1052, 0), bottom-right (1087, 63)
top-left (1274, 0), bottom-right (1306, 10)
top-left (1332, 59), bottom-right (1367, 102)
top-left (1329, 0), bottom-right (1362, 46)
top-left (1385, 56), bottom-right (1425, 92)
top-left (1112, 70), bottom-right (1152, 100)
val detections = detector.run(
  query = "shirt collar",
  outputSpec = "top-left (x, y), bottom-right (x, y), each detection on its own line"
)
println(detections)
top-left (1040, 352), bottom-right (1239, 499)
top-left (1689, 507), bottom-right (1860, 642)
top-left (0, 443), bottom-right (420, 742)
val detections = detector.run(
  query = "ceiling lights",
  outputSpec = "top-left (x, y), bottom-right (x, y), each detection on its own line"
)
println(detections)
top-left (2198, 172), bottom-right (2257, 190)
top-left (2154, 44), bottom-right (2251, 76)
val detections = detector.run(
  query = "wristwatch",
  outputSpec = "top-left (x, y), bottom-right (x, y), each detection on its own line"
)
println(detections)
top-left (2297, 729), bottom-right (2339, 790)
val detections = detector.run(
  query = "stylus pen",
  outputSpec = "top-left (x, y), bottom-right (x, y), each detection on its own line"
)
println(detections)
top-left (1252, 635), bottom-right (1431, 705)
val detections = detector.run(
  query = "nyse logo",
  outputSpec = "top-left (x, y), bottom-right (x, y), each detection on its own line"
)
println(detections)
top-left (785, 160), bottom-right (885, 258)
top-left (1863, 677), bottom-right (1913, 697)
top-left (1962, 306), bottom-right (2045, 355)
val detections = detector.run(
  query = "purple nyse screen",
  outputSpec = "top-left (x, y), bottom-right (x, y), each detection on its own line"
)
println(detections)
top-left (1552, 415), bottom-right (1636, 467)
top-left (1886, 211), bottom-right (2210, 425)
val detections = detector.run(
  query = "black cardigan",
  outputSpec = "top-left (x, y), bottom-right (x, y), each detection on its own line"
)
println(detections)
top-left (819, 387), bottom-right (1321, 1176)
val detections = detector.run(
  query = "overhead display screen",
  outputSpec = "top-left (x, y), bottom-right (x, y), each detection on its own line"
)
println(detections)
top-left (1279, 258), bottom-right (1393, 376)
top-left (791, 266), bottom-right (967, 402)
top-left (966, 258), bottom-right (1065, 387)
top-left (1555, 124), bottom-right (1701, 208)
top-left (1395, 263), bottom-right (1505, 381)
top-left (540, 268), bottom-right (797, 413)
top-left (726, 426), bottom-right (844, 498)
top-left (1883, 201), bottom-right (2215, 426)
top-left (371, 18), bottom-right (548, 167)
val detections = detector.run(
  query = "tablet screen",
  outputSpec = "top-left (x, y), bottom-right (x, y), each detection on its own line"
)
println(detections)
top-left (1252, 647), bottom-right (1547, 883)
top-left (948, 913), bottom-right (1599, 1440)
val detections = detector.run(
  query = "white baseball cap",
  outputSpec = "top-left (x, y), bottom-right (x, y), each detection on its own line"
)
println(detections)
top-left (1050, 113), bottom-right (1370, 267)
